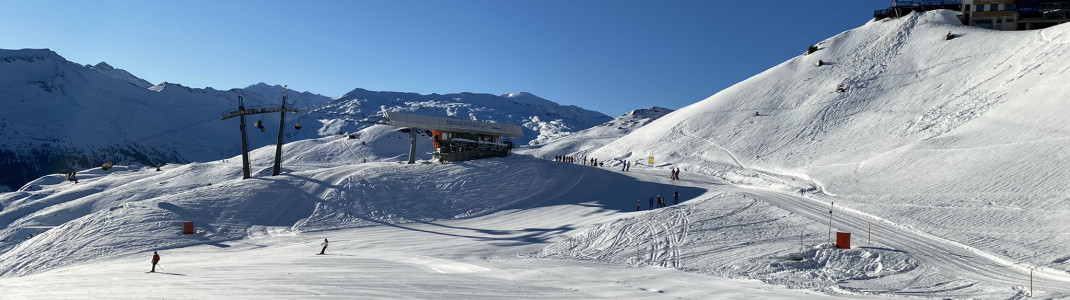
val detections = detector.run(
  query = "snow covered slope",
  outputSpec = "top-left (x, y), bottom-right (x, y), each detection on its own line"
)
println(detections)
top-left (4, 9), bottom-right (1070, 299)
top-left (86, 62), bottom-right (154, 89)
top-left (515, 106), bottom-right (673, 160)
top-left (578, 8), bottom-right (1070, 290)
top-left (0, 49), bottom-right (610, 191)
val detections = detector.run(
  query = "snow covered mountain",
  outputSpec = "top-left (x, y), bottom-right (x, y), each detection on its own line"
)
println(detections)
top-left (3, 10), bottom-right (1070, 299)
top-left (319, 88), bottom-right (611, 146)
top-left (86, 62), bottom-right (154, 89)
top-left (577, 9), bottom-right (1070, 291)
top-left (0, 49), bottom-right (611, 192)
top-left (514, 106), bottom-right (673, 160)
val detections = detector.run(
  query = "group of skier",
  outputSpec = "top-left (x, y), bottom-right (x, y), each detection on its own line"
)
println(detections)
top-left (670, 167), bottom-right (681, 180)
top-left (552, 154), bottom-right (637, 172)
top-left (637, 191), bottom-right (681, 211)
top-left (147, 238), bottom-right (333, 273)
top-left (554, 155), bottom-right (575, 163)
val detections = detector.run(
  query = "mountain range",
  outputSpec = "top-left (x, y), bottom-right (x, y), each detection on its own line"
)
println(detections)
top-left (0, 49), bottom-right (613, 191)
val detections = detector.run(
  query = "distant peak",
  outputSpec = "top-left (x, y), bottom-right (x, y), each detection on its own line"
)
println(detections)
top-left (623, 106), bottom-right (673, 118)
top-left (0, 48), bottom-right (62, 62)
top-left (93, 62), bottom-right (115, 71)
top-left (505, 92), bottom-right (534, 98)
top-left (501, 92), bottom-right (556, 107)
top-left (87, 61), bottom-right (155, 89)
top-left (248, 82), bottom-right (276, 88)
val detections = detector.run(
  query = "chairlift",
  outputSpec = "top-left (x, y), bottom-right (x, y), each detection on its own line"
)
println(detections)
top-left (102, 161), bottom-right (113, 171)
top-left (254, 120), bottom-right (265, 132)
top-left (294, 121), bottom-right (302, 130)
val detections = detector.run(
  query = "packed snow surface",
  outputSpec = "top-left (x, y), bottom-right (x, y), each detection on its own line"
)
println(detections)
top-left (3, 10), bottom-right (1070, 299)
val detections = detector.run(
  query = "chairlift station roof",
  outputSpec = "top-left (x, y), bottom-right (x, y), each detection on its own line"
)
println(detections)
top-left (382, 111), bottom-right (524, 138)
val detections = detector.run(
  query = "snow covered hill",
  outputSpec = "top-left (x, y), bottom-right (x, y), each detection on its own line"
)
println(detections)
top-left (3, 10), bottom-right (1070, 299)
top-left (514, 106), bottom-right (673, 160)
top-left (576, 9), bottom-right (1070, 294)
top-left (0, 49), bottom-right (611, 192)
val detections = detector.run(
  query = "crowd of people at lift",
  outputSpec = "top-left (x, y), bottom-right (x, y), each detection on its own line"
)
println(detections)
top-left (552, 154), bottom-right (684, 213)
top-left (551, 155), bottom-right (686, 181)
top-left (553, 155), bottom-right (636, 172)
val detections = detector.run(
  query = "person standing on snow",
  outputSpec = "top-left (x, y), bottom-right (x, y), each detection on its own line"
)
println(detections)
top-left (319, 238), bottom-right (329, 255)
top-left (648, 196), bottom-right (654, 210)
top-left (150, 251), bottom-right (160, 272)
top-left (657, 195), bottom-right (665, 208)
top-left (636, 199), bottom-right (641, 211)
top-left (674, 191), bottom-right (680, 205)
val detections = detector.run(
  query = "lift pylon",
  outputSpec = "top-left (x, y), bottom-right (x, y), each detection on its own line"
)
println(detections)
top-left (220, 92), bottom-right (298, 179)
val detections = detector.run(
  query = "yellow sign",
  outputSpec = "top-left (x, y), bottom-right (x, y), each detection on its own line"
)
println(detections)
top-left (648, 155), bottom-right (654, 164)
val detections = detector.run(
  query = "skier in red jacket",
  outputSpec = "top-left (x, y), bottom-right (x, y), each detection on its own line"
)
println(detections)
top-left (150, 251), bottom-right (160, 272)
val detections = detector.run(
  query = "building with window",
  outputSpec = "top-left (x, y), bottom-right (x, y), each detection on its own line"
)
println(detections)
top-left (961, 0), bottom-right (1070, 30)
top-left (875, 1), bottom-right (964, 20)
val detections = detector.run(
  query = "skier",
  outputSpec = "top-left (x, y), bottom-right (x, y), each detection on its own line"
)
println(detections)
top-left (657, 195), bottom-right (665, 208)
top-left (319, 238), bottom-right (329, 255)
top-left (636, 199), bottom-right (641, 211)
top-left (150, 251), bottom-right (160, 272)
top-left (674, 191), bottom-right (680, 205)
top-left (626, 161), bottom-right (630, 171)
top-left (621, 160), bottom-right (626, 171)
top-left (648, 196), bottom-right (654, 210)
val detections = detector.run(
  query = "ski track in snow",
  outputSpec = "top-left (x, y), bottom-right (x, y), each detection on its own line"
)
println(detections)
top-left (5, 10), bottom-right (1070, 300)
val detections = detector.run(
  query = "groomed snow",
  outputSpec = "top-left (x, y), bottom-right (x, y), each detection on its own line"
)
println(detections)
top-left (3, 9), bottom-right (1070, 299)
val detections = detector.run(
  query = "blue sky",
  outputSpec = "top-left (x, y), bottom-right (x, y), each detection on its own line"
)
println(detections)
top-left (1, 0), bottom-right (889, 116)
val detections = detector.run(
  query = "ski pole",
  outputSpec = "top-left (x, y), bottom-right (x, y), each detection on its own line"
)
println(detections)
top-left (156, 264), bottom-right (165, 272)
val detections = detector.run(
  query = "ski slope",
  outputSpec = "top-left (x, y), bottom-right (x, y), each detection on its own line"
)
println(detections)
top-left (3, 9), bottom-right (1070, 299)
top-left (1, 140), bottom-right (1065, 298)
top-left (0, 143), bottom-right (845, 299)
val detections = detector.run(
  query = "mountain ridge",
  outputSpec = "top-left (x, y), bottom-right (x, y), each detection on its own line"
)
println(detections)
top-left (0, 49), bottom-right (613, 191)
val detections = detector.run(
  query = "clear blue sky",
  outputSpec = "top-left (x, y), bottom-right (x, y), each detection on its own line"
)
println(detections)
top-left (1, 0), bottom-right (889, 116)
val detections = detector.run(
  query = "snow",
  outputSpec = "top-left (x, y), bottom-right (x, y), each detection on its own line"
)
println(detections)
top-left (514, 106), bottom-right (672, 160)
top-left (3, 9), bottom-right (1070, 299)
top-left (87, 61), bottom-right (155, 89)
top-left (0, 51), bottom-right (608, 192)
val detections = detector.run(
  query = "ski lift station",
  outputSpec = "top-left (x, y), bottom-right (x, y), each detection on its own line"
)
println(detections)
top-left (380, 111), bottom-right (524, 163)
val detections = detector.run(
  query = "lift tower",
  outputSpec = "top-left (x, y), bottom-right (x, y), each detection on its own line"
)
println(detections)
top-left (219, 90), bottom-right (298, 179)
